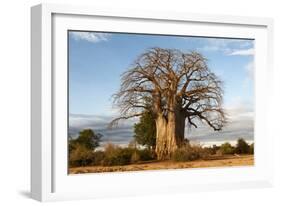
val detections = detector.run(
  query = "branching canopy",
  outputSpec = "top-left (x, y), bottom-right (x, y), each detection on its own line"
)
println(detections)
top-left (110, 48), bottom-right (226, 130)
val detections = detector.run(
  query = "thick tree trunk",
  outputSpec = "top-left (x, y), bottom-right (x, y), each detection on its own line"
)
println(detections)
top-left (174, 108), bottom-right (186, 146)
top-left (155, 114), bottom-right (168, 160)
top-left (165, 119), bottom-right (178, 159)
top-left (155, 109), bottom-right (186, 160)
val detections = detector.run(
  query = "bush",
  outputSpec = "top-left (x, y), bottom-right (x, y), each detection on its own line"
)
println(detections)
top-left (138, 148), bottom-right (155, 161)
top-left (69, 144), bottom-right (94, 167)
top-left (91, 151), bottom-right (106, 166)
top-left (131, 151), bottom-right (141, 163)
top-left (235, 138), bottom-right (250, 154)
top-left (103, 148), bottom-right (133, 166)
top-left (172, 144), bottom-right (208, 162)
top-left (249, 143), bottom-right (254, 154)
top-left (103, 143), bottom-right (118, 156)
top-left (219, 142), bottom-right (235, 155)
top-left (102, 143), bottom-right (156, 166)
top-left (203, 146), bottom-right (215, 155)
top-left (102, 144), bottom-right (134, 166)
top-left (205, 144), bottom-right (220, 155)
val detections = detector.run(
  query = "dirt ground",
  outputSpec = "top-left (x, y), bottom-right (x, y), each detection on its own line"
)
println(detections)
top-left (69, 155), bottom-right (254, 174)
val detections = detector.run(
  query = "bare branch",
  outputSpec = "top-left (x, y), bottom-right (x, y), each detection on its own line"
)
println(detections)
top-left (108, 113), bottom-right (144, 129)
top-left (111, 47), bottom-right (226, 131)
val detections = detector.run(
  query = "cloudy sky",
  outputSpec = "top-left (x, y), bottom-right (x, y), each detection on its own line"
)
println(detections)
top-left (68, 31), bottom-right (254, 146)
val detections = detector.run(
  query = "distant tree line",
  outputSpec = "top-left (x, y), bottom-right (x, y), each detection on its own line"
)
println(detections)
top-left (69, 126), bottom-right (253, 167)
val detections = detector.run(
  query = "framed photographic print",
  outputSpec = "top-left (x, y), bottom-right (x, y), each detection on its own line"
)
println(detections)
top-left (31, 3), bottom-right (274, 201)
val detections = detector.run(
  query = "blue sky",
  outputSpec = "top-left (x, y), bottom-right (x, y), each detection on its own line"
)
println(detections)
top-left (68, 31), bottom-right (254, 145)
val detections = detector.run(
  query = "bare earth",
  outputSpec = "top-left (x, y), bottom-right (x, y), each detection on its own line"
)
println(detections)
top-left (69, 155), bottom-right (254, 174)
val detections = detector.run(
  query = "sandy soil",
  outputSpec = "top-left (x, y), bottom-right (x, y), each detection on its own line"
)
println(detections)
top-left (69, 155), bottom-right (254, 174)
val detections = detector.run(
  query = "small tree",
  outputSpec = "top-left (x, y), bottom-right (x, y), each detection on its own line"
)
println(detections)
top-left (219, 142), bottom-right (235, 155)
top-left (75, 129), bottom-right (102, 150)
top-left (249, 143), bottom-right (254, 154)
top-left (235, 138), bottom-right (250, 154)
top-left (68, 129), bottom-right (103, 167)
top-left (134, 110), bottom-right (156, 150)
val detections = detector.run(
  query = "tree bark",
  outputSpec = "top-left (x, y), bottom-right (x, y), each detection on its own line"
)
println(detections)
top-left (174, 108), bottom-right (186, 146)
top-left (155, 114), bottom-right (168, 160)
top-left (155, 108), bottom-right (186, 160)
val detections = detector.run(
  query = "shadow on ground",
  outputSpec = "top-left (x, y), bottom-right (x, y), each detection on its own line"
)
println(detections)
top-left (18, 190), bottom-right (31, 198)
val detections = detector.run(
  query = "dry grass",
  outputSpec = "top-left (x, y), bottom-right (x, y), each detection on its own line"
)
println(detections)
top-left (69, 154), bottom-right (254, 174)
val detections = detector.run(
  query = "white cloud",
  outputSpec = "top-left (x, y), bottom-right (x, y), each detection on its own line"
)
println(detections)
top-left (69, 113), bottom-right (138, 145)
top-left (197, 38), bottom-right (254, 56)
top-left (70, 32), bottom-right (110, 43)
top-left (241, 60), bottom-right (254, 89)
top-left (226, 104), bottom-right (253, 121)
top-left (245, 61), bottom-right (254, 79)
top-left (70, 99), bottom-right (254, 147)
top-left (188, 101), bottom-right (254, 144)
top-left (199, 39), bottom-right (230, 52)
top-left (228, 48), bottom-right (254, 56)
top-left (238, 41), bottom-right (252, 48)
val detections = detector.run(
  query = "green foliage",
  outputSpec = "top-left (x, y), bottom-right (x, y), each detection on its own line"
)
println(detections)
top-left (75, 129), bottom-right (102, 151)
top-left (235, 138), bottom-right (250, 154)
top-left (219, 142), bottom-right (235, 155)
top-left (249, 143), bottom-right (254, 154)
top-left (134, 110), bottom-right (156, 149)
top-left (138, 148), bottom-right (155, 161)
top-left (68, 129), bottom-right (103, 167)
top-left (172, 144), bottom-right (208, 162)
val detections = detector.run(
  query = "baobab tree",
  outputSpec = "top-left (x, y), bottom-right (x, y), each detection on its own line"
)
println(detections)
top-left (110, 48), bottom-right (226, 160)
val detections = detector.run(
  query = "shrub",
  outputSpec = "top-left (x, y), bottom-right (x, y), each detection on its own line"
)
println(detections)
top-left (130, 151), bottom-right (141, 163)
top-left (91, 151), bottom-right (106, 166)
top-left (204, 144), bottom-right (220, 155)
top-left (138, 148), bottom-right (155, 161)
top-left (172, 144), bottom-right (208, 162)
top-left (211, 145), bottom-right (220, 154)
top-left (103, 142), bottom-right (118, 156)
top-left (69, 144), bottom-right (93, 167)
top-left (219, 142), bottom-right (235, 155)
top-left (193, 144), bottom-right (210, 158)
top-left (249, 143), bottom-right (254, 154)
top-left (235, 138), bottom-right (250, 154)
top-left (202, 147), bottom-right (212, 155)
top-left (103, 144), bottom-right (134, 166)
top-left (172, 148), bottom-right (191, 162)
top-left (114, 148), bottom-right (134, 165)
top-left (102, 143), bottom-right (156, 166)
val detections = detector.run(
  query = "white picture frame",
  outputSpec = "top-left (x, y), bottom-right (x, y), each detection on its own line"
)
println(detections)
top-left (31, 3), bottom-right (274, 202)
